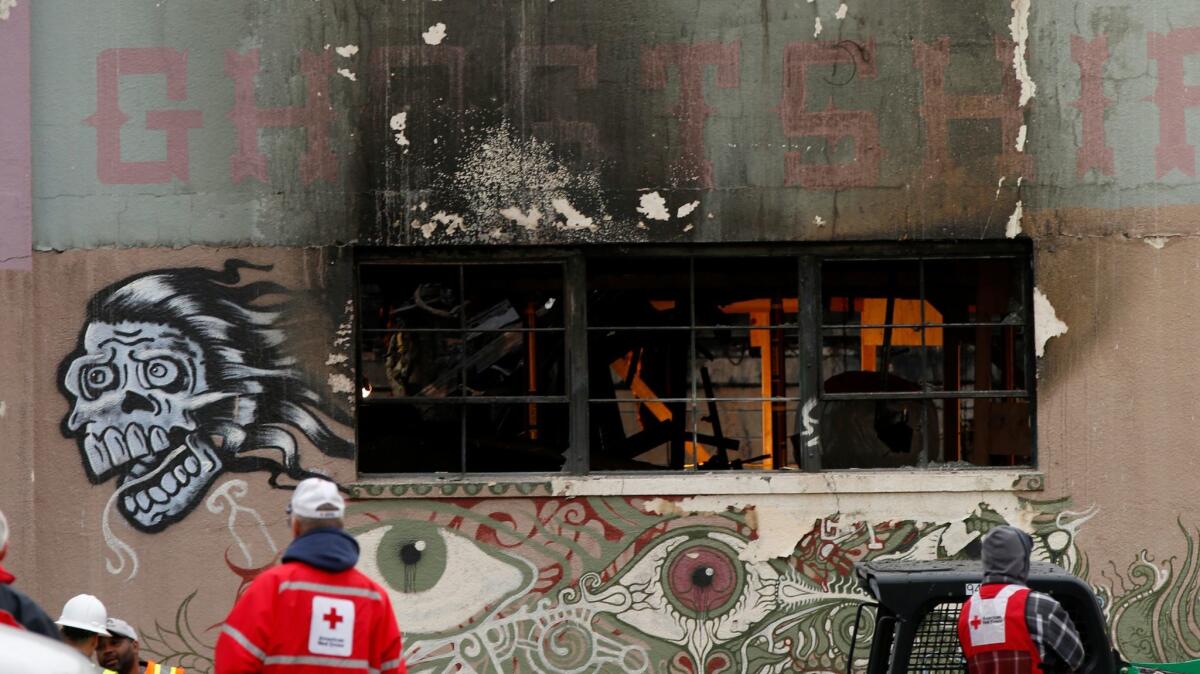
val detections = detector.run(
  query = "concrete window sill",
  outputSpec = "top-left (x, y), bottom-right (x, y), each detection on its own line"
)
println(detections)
top-left (349, 469), bottom-right (1044, 499)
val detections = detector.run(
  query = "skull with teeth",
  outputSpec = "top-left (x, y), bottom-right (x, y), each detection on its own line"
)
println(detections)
top-left (58, 260), bottom-right (354, 533)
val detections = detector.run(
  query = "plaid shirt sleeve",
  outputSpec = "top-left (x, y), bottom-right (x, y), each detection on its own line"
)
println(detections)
top-left (1025, 590), bottom-right (1085, 671)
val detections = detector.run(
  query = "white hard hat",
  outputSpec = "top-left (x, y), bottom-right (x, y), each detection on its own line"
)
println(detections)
top-left (54, 594), bottom-right (110, 636)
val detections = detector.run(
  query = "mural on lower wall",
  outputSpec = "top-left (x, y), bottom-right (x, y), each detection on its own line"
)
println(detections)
top-left (1097, 521), bottom-right (1200, 664)
top-left (132, 494), bottom-right (1138, 674)
top-left (56, 259), bottom-right (353, 535)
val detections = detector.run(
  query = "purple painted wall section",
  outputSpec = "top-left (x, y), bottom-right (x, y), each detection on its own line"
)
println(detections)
top-left (0, 0), bottom-right (30, 270)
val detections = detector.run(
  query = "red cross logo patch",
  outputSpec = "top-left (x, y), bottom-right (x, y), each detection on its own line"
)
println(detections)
top-left (309, 596), bottom-right (355, 657)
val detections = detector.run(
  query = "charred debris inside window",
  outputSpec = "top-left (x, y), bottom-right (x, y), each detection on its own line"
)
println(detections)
top-left (355, 245), bottom-right (1033, 476)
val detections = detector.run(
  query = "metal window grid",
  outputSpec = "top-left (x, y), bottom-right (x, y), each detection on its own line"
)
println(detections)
top-left (908, 601), bottom-right (968, 673)
top-left (353, 244), bottom-right (1036, 476)
top-left (585, 255), bottom-right (803, 471)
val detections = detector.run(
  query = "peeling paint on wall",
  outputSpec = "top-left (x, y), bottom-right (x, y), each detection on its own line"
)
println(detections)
top-left (0, 0), bottom-right (14, 21)
top-left (499, 206), bottom-right (542, 231)
top-left (422, 23), bottom-right (447, 46)
top-left (327, 373), bottom-right (355, 395)
top-left (636, 191), bottom-right (670, 221)
top-left (676, 200), bottom-right (700, 218)
top-left (334, 44), bottom-right (359, 58)
top-left (835, 3), bottom-right (848, 20)
top-left (551, 198), bottom-right (596, 231)
top-left (1033, 287), bottom-right (1068, 357)
top-left (1009, 0), bottom-right (1036, 106)
top-left (1006, 200), bottom-right (1023, 238)
top-left (425, 121), bottom-right (608, 241)
top-left (389, 112), bottom-right (409, 149)
top-left (1145, 237), bottom-right (1169, 249)
top-left (336, 68), bottom-right (356, 81)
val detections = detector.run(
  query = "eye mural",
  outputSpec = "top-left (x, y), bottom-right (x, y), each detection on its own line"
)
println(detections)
top-left (57, 259), bottom-right (353, 532)
top-left (268, 495), bottom-right (1090, 674)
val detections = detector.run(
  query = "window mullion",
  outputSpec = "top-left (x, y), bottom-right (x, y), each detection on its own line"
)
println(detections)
top-left (797, 255), bottom-right (821, 472)
top-left (458, 264), bottom-right (467, 476)
top-left (565, 255), bottom-right (589, 475)
top-left (688, 257), bottom-right (697, 471)
top-left (918, 260), bottom-right (930, 467)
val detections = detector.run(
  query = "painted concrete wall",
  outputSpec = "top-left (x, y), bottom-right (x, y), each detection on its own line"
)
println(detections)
top-left (6, 0), bottom-right (1200, 672)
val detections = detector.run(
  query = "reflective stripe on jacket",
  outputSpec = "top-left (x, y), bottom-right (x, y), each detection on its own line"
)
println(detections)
top-left (957, 583), bottom-right (1041, 674)
top-left (144, 659), bottom-right (186, 674)
top-left (213, 561), bottom-right (405, 674)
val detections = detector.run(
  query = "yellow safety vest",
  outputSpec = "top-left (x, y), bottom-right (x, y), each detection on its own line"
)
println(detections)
top-left (144, 661), bottom-right (185, 674)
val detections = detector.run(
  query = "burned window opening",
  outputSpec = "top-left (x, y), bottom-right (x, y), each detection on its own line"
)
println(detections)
top-left (355, 246), bottom-right (1033, 476)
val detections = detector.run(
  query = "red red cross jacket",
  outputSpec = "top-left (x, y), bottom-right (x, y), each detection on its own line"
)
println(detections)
top-left (214, 529), bottom-right (406, 674)
top-left (957, 583), bottom-right (1041, 674)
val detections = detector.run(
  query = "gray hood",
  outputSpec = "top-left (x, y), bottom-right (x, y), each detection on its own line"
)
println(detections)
top-left (982, 525), bottom-right (1033, 585)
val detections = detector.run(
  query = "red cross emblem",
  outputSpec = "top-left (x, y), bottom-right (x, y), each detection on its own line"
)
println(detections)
top-left (323, 607), bottom-right (344, 629)
top-left (970, 615), bottom-right (982, 630)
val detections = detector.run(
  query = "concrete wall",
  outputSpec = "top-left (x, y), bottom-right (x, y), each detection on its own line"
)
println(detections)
top-left (5, 0), bottom-right (1200, 671)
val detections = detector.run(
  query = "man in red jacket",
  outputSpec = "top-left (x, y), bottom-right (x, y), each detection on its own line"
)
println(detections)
top-left (214, 478), bottom-right (405, 674)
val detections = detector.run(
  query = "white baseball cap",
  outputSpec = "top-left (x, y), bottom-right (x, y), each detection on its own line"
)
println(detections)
top-left (55, 594), bottom-right (111, 636)
top-left (288, 477), bottom-right (345, 519)
top-left (105, 618), bottom-right (138, 642)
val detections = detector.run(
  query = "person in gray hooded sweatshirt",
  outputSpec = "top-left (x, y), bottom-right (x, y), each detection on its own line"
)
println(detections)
top-left (957, 525), bottom-right (1085, 674)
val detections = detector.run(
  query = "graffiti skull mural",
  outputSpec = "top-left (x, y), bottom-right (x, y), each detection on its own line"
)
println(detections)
top-left (58, 260), bottom-right (353, 532)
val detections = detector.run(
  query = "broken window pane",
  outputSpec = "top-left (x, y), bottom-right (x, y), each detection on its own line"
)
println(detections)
top-left (694, 257), bottom-right (799, 327)
top-left (589, 401), bottom-right (689, 470)
top-left (686, 400), bottom-right (797, 470)
top-left (817, 254), bottom-right (1031, 469)
top-left (588, 258), bottom-right (691, 327)
top-left (465, 403), bottom-right (568, 472)
top-left (357, 403), bottom-right (463, 474)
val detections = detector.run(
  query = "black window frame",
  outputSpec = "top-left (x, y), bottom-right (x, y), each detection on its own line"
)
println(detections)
top-left (354, 241), bottom-right (1036, 478)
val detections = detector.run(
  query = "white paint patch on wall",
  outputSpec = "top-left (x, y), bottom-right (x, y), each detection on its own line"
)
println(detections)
top-left (1009, 0), bottom-right (1036, 106)
top-left (1005, 200), bottom-right (1023, 238)
top-left (326, 353), bottom-right (349, 366)
top-left (336, 68), bottom-right (357, 81)
top-left (0, 0), bottom-right (15, 21)
top-left (328, 373), bottom-right (355, 395)
top-left (835, 3), bottom-right (848, 19)
top-left (422, 23), bottom-right (448, 45)
top-left (1033, 287), bottom-right (1068, 357)
top-left (1145, 237), bottom-right (1169, 249)
top-left (552, 198), bottom-right (596, 231)
top-left (389, 112), bottom-right (410, 148)
top-left (636, 192), bottom-right (670, 221)
top-left (0, 401), bottom-right (5, 418)
top-left (813, 17), bottom-right (823, 37)
top-left (500, 206), bottom-right (543, 231)
top-left (1016, 124), bottom-right (1028, 152)
top-left (676, 200), bottom-right (700, 218)
top-left (335, 44), bottom-right (359, 58)
top-left (431, 211), bottom-right (465, 236)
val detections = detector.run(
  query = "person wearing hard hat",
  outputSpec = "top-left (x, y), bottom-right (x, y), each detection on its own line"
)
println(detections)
top-left (99, 618), bottom-right (186, 674)
top-left (55, 594), bottom-right (113, 661)
top-left (0, 508), bottom-right (60, 639)
top-left (213, 477), bottom-right (405, 674)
